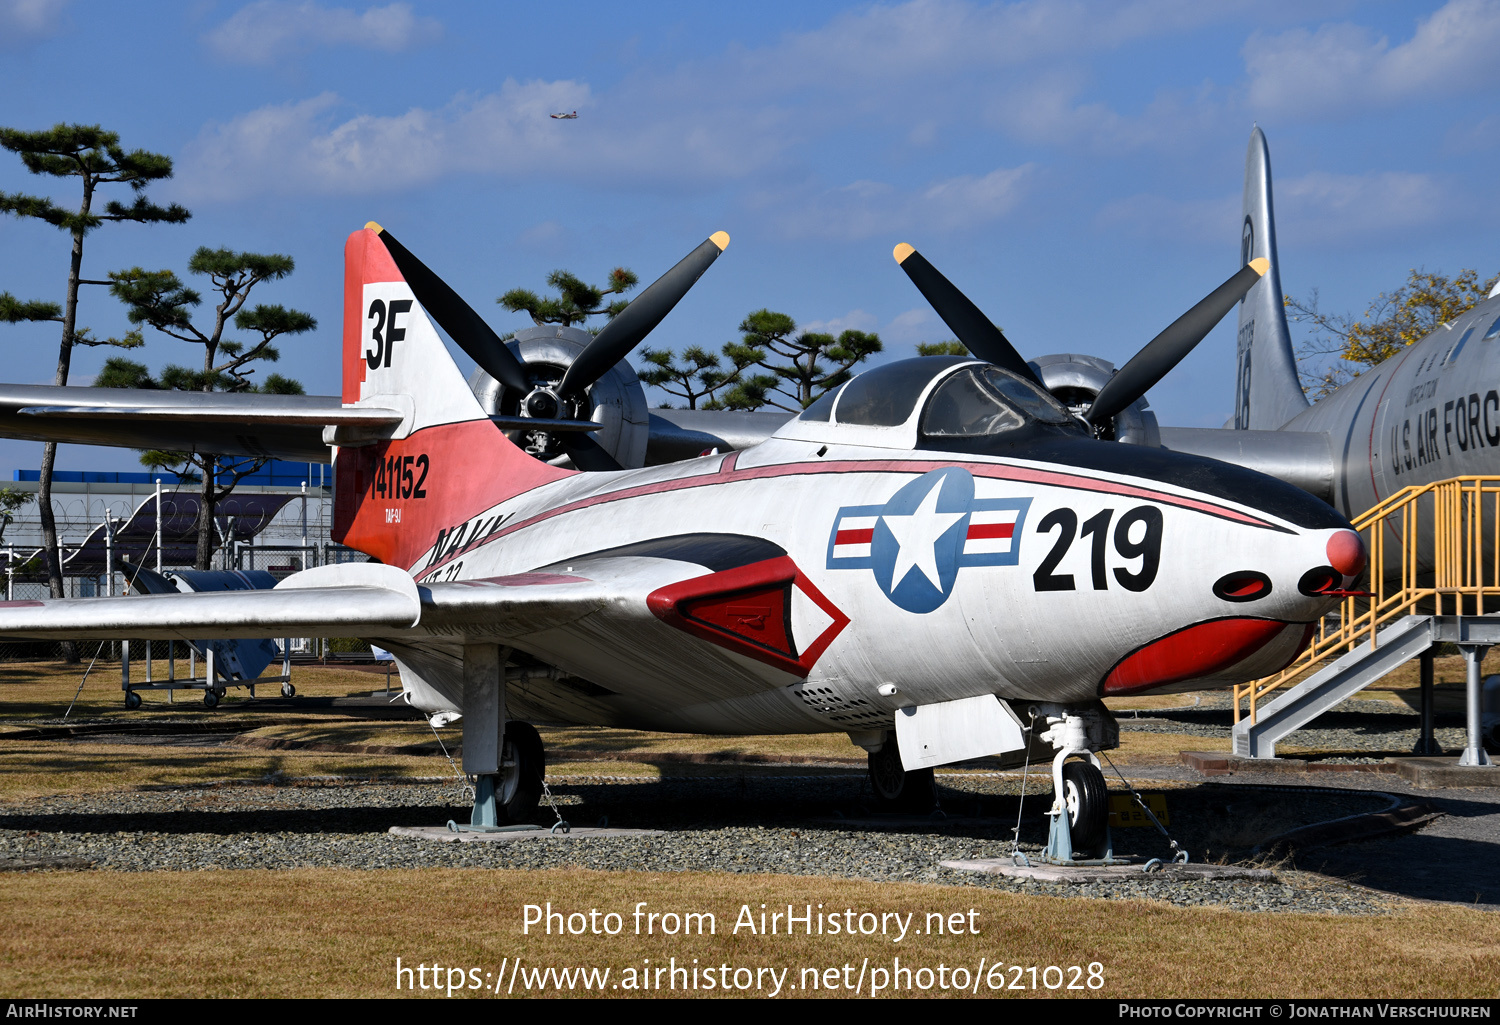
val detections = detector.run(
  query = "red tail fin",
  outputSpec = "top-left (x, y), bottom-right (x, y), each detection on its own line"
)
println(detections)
top-left (332, 225), bottom-right (572, 569)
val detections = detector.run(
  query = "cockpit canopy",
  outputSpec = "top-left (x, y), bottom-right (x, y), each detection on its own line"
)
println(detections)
top-left (775, 356), bottom-right (1088, 450)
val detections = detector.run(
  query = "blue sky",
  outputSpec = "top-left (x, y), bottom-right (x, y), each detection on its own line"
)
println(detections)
top-left (2, 0), bottom-right (1497, 472)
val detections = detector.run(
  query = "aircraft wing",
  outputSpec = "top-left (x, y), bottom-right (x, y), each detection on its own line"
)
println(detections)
top-left (0, 385), bottom-right (396, 462)
top-left (0, 564), bottom-right (422, 640)
top-left (0, 543), bottom-right (823, 700)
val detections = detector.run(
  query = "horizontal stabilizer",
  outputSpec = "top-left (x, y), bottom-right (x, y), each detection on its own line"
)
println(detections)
top-left (0, 385), bottom-right (351, 462)
top-left (18, 404), bottom-right (400, 426)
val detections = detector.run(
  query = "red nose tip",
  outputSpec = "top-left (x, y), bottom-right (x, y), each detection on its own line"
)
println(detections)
top-left (1327, 530), bottom-right (1366, 577)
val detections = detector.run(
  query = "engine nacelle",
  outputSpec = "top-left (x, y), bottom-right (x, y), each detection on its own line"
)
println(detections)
top-left (1029, 353), bottom-right (1160, 446)
top-left (468, 325), bottom-right (651, 469)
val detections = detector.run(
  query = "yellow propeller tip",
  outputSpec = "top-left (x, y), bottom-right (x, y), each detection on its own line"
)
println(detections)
top-left (1249, 256), bottom-right (1269, 276)
top-left (365, 221), bottom-right (385, 234)
top-left (710, 230), bottom-right (730, 251)
top-left (893, 243), bottom-right (915, 265)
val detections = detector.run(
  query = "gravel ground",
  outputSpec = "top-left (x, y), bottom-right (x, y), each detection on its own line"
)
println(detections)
top-left (0, 773), bottom-right (1403, 916)
top-left (1121, 695), bottom-right (1475, 755)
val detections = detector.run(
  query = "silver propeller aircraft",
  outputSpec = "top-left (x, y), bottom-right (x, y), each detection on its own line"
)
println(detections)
top-left (0, 212), bottom-right (1362, 856)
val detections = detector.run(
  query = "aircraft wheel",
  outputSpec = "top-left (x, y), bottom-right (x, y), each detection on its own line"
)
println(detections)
top-left (498, 721), bottom-right (545, 825)
top-left (281, 683), bottom-right (295, 698)
top-left (124, 691), bottom-right (142, 711)
top-left (1062, 759), bottom-right (1107, 854)
top-left (202, 689), bottom-right (219, 709)
top-left (867, 733), bottom-right (937, 814)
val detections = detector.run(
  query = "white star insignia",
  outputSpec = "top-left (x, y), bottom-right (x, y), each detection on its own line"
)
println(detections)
top-left (881, 478), bottom-right (965, 591)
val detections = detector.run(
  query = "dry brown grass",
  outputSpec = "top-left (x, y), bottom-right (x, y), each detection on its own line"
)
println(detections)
top-left (0, 868), bottom-right (1492, 998)
top-left (1103, 692), bottom-right (1200, 711)
top-left (0, 739), bottom-right (451, 802)
top-left (0, 659), bottom-right (395, 722)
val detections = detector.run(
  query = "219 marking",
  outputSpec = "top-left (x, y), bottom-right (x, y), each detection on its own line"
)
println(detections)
top-left (1032, 505), bottom-right (1163, 592)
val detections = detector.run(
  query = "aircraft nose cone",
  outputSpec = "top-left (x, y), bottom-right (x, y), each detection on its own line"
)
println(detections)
top-left (1327, 530), bottom-right (1366, 577)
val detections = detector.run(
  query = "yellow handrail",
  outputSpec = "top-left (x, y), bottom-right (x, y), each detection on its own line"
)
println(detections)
top-left (1232, 475), bottom-right (1500, 724)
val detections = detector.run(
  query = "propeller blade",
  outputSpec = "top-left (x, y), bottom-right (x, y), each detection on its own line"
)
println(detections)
top-left (368, 223), bottom-right (533, 396)
top-left (892, 243), bottom-right (1043, 386)
top-left (560, 431), bottom-right (623, 472)
top-left (1086, 258), bottom-right (1269, 426)
top-left (558, 231), bottom-right (730, 399)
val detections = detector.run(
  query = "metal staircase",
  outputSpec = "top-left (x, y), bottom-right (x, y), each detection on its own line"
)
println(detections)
top-left (1231, 476), bottom-right (1500, 766)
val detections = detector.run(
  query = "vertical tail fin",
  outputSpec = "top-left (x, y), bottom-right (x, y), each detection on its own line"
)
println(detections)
top-left (332, 225), bottom-right (571, 569)
top-left (1233, 127), bottom-right (1308, 430)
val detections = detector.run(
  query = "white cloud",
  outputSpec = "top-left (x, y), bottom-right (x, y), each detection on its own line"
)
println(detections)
top-left (1096, 193), bottom-right (1239, 244)
top-left (181, 0), bottom-right (1279, 204)
top-left (0, 0), bottom-right (69, 43)
top-left (1276, 170), bottom-right (1456, 243)
top-left (800, 309), bottom-right (881, 335)
top-left (205, 1), bottom-right (442, 65)
top-left (740, 0), bottom-right (1237, 91)
top-left (799, 306), bottom-right (941, 353)
top-left (1098, 171), bottom-right (1461, 248)
top-left (1445, 113), bottom-right (1500, 154)
top-left (1243, 0), bottom-right (1500, 117)
top-left (176, 78), bottom-right (799, 200)
top-left (765, 166), bottom-right (1033, 241)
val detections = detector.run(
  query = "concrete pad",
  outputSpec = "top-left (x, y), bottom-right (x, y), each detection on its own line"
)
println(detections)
top-left (1180, 751), bottom-right (1398, 777)
top-left (1392, 757), bottom-right (1500, 789)
top-left (389, 824), bottom-right (662, 843)
top-left (940, 858), bottom-right (1275, 884)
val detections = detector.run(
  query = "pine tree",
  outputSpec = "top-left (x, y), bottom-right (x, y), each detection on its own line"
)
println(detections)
top-left (636, 344), bottom-right (772, 410)
top-left (0, 123), bottom-right (189, 646)
top-left (499, 267), bottom-right (638, 328)
top-left (718, 309), bottom-right (882, 411)
top-left (105, 248), bottom-right (313, 569)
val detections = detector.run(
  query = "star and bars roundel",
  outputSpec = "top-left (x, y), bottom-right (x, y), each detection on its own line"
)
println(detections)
top-left (825, 467), bottom-right (1032, 613)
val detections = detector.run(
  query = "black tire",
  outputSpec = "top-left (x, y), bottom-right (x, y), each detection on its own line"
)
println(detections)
top-left (124, 691), bottom-right (141, 710)
top-left (499, 721), bottom-right (545, 825)
top-left (281, 683), bottom-right (295, 698)
top-left (202, 689), bottom-right (219, 709)
top-left (867, 733), bottom-right (937, 814)
top-left (1061, 759), bottom-right (1108, 854)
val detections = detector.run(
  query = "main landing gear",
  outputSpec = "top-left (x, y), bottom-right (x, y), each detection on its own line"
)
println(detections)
top-left (469, 721), bottom-right (545, 829)
top-left (866, 731), bottom-right (937, 814)
top-left (449, 643), bottom-right (549, 833)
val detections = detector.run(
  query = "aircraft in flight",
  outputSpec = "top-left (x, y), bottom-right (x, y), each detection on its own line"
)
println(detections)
top-left (549, 111), bottom-right (579, 120)
top-left (0, 221), bottom-right (1361, 858)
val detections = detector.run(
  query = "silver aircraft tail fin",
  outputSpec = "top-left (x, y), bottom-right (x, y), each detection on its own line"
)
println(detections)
top-left (1233, 126), bottom-right (1308, 430)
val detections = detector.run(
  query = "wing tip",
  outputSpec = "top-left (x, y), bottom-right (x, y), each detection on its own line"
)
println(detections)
top-left (893, 242), bottom-right (915, 265)
top-left (710, 230), bottom-right (730, 251)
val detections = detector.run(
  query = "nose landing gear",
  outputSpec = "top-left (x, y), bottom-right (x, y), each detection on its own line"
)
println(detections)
top-left (1017, 702), bottom-right (1127, 866)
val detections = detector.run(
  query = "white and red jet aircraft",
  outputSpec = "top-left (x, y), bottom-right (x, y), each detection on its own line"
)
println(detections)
top-left (0, 225), bottom-right (1364, 853)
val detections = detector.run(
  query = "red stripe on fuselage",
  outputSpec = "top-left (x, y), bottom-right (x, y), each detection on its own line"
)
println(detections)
top-left (834, 528), bottom-right (875, 545)
top-left (411, 450), bottom-right (1285, 579)
top-left (966, 522), bottom-right (1014, 540)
